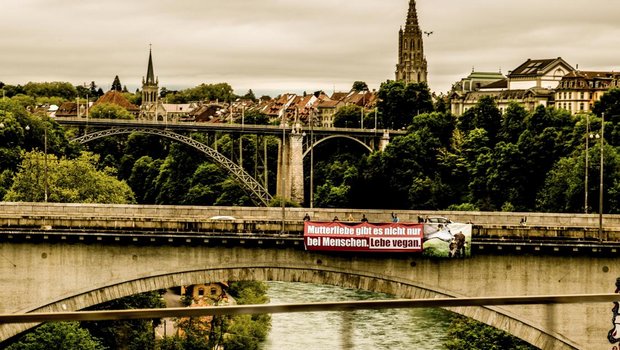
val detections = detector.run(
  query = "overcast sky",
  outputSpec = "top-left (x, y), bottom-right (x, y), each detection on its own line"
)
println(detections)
top-left (2, 0), bottom-right (620, 97)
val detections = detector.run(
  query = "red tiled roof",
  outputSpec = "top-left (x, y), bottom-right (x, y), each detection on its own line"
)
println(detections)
top-left (93, 91), bottom-right (139, 111)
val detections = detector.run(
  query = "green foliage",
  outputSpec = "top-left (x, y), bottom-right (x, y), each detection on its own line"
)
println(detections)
top-left (443, 314), bottom-right (537, 350)
top-left (5, 151), bottom-right (135, 204)
top-left (222, 282), bottom-right (271, 350)
top-left (22, 81), bottom-right (77, 99)
top-left (234, 109), bottom-right (269, 125)
top-left (6, 322), bottom-right (105, 350)
top-left (111, 75), bottom-right (122, 92)
top-left (351, 81), bottom-right (369, 92)
top-left (167, 83), bottom-right (236, 103)
top-left (89, 102), bottom-right (133, 119)
top-left (242, 89), bottom-right (257, 101)
top-left (447, 203), bottom-right (479, 211)
top-left (83, 291), bottom-right (165, 350)
top-left (377, 80), bottom-right (433, 130)
top-left (333, 105), bottom-right (363, 128)
top-left (268, 196), bottom-right (301, 208)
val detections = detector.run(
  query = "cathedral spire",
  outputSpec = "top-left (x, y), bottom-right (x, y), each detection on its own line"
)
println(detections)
top-left (395, 0), bottom-right (427, 84)
top-left (405, 0), bottom-right (419, 30)
top-left (146, 45), bottom-right (156, 85)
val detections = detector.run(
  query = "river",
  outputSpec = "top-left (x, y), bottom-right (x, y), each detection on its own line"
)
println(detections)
top-left (264, 281), bottom-right (453, 350)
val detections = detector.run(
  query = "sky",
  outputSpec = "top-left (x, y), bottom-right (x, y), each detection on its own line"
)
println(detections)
top-left (2, 0), bottom-right (620, 97)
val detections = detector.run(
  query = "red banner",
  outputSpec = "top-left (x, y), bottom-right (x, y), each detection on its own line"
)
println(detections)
top-left (304, 221), bottom-right (423, 253)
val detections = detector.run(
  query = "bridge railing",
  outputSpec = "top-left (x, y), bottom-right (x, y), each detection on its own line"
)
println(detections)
top-left (1, 202), bottom-right (619, 239)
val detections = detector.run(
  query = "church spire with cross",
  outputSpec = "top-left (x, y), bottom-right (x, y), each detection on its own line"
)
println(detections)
top-left (141, 45), bottom-right (159, 114)
top-left (395, 0), bottom-right (428, 84)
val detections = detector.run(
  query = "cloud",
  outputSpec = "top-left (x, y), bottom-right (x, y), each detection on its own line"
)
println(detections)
top-left (2, 0), bottom-right (620, 95)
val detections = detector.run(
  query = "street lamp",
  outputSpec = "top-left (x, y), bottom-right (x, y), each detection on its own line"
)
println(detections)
top-left (280, 116), bottom-right (286, 233)
top-left (599, 113), bottom-right (605, 241)
top-left (585, 114), bottom-right (589, 214)
top-left (588, 113), bottom-right (604, 240)
top-left (44, 123), bottom-right (48, 203)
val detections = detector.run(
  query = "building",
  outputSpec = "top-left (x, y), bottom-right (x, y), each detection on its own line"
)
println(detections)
top-left (140, 47), bottom-right (159, 120)
top-left (395, 0), bottom-right (428, 84)
top-left (452, 70), bottom-right (506, 93)
top-left (93, 90), bottom-right (140, 117)
top-left (450, 57), bottom-right (574, 115)
top-left (555, 71), bottom-right (620, 114)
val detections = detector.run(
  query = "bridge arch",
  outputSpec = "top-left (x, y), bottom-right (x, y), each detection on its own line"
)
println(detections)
top-left (302, 134), bottom-right (373, 158)
top-left (0, 244), bottom-right (578, 349)
top-left (72, 127), bottom-right (272, 205)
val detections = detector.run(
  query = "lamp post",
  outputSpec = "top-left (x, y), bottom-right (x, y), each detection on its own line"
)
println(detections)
top-left (599, 113), bottom-right (604, 241)
top-left (44, 124), bottom-right (48, 202)
top-left (585, 114), bottom-right (589, 213)
top-left (280, 118), bottom-right (286, 233)
top-left (310, 108), bottom-right (314, 208)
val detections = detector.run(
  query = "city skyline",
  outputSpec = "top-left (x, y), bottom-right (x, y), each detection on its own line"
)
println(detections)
top-left (2, 0), bottom-right (620, 97)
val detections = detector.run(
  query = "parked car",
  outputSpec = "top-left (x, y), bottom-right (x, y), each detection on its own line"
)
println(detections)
top-left (425, 216), bottom-right (452, 224)
top-left (208, 215), bottom-right (236, 221)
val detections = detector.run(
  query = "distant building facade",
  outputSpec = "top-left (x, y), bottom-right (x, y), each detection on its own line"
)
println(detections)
top-left (395, 0), bottom-right (427, 84)
top-left (555, 71), bottom-right (620, 114)
top-left (450, 57), bottom-right (575, 115)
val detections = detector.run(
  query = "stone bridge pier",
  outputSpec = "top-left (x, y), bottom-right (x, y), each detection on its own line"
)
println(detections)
top-left (277, 129), bottom-right (393, 204)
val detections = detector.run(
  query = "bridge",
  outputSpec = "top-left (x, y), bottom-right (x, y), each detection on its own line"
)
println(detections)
top-left (56, 118), bottom-right (406, 204)
top-left (1, 202), bottom-right (619, 349)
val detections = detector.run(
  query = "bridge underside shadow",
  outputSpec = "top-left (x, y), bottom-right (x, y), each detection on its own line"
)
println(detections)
top-left (0, 242), bottom-right (612, 349)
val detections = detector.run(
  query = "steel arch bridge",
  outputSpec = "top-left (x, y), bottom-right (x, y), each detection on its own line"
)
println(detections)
top-left (302, 134), bottom-right (373, 158)
top-left (71, 127), bottom-right (273, 206)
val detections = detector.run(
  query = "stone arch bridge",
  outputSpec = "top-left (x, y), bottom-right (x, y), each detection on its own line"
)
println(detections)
top-left (1, 202), bottom-right (620, 349)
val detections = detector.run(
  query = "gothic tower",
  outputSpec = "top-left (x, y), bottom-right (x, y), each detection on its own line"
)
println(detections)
top-left (141, 47), bottom-right (159, 112)
top-left (395, 0), bottom-right (428, 84)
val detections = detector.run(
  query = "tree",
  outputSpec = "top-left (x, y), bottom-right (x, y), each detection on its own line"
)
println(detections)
top-left (5, 151), bottom-right (135, 204)
top-left (111, 75), bottom-right (122, 91)
top-left (82, 291), bottom-right (165, 350)
top-left (23, 82), bottom-right (77, 99)
top-left (593, 88), bottom-right (620, 147)
top-left (351, 81), bottom-right (369, 92)
top-left (443, 314), bottom-right (537, 350)
top-left (234, 109), bottom-right (269, 125)
top-left (6, 322), bottom-right (105, 350)
top-left (333, 105), bottom-right (362, 128)
top-left (498, 102), bottom-right (528, 143)
top-left (89, 81), bottom-right (98, 96)
top-left (89, 102), bottom-right (133, 119)
top-left (243, 89), bottom-right (257, 101)
top-left (377, 80), bottom-right (433, 130)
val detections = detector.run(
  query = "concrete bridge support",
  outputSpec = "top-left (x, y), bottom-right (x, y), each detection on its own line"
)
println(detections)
top-left (0, 241), bottom-right (616, 349)
top-left (279, 130), bottom-right (392, 204)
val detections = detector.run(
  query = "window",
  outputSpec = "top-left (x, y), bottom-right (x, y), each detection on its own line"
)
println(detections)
top-left (580, 103), bottom-right (585, 111)
top-left (580, 92), bottom-right (585, 99)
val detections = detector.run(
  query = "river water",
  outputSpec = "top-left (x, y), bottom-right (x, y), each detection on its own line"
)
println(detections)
top-left (264, 281), bottom-right (453, 350)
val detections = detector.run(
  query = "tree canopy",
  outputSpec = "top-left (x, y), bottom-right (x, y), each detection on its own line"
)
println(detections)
top-left (5, 151), bottom-right (135, 204)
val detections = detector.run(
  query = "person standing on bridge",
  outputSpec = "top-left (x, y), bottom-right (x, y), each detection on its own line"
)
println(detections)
top-left (391, 213), bottom-right (399, 223)
top-left (361, 214), bottom-right (368, 223)
top-left (303, 213), bottom-right (311, 221)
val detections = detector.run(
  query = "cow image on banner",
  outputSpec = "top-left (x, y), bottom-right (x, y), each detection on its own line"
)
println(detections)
top-left (422, 221), bottom-right (472, 258)
top-left (608, 277), bottom-right (620, 347)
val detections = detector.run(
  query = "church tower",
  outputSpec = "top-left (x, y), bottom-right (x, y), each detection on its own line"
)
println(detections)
top-left (141, 47), bottom-right (159, 114)
top-left (395, 0), bottom-right (428, 84)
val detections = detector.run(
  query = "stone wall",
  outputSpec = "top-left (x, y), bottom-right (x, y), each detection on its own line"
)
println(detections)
top-left (1, 202), bottom-right (619, 228)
